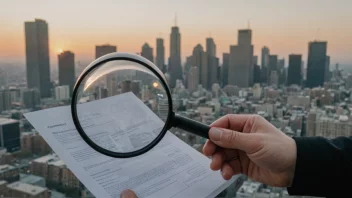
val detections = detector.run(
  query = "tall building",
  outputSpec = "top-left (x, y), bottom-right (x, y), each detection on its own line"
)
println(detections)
top-left (95, 44), bottom-right (117, 59)
top-left (58, 51), bottom-right (75, 94)
top-left (306, 41), bottom-right (327, 88)
top-left (261, 46), bottom-right (270, 68)
top-left (55, 85), bottom-right (70, 101)
top-left (253, 64), bottom-right (261, 83)
top-left (168, 25), bottom-right (183, 87)
top-left (206, 38), bottom-right (218, 89)
top-left (22, 89), bottom-right (40, 109)
top-left (187, 66), bottom-right (199, 91)
top-left (206, 38), bottom-right (216, 57)
top-left (191, 44), bottom-right (208, 89)
top-left (0, 118), bottom-right (20, 153)
top-left (0, 69), bottom-right (6, 88)
top-left (0, 90), bottom-right (11, 112)
top-left (95, 44), bottom-right (117, 96)
top-left (253, 56), bottom-right (258, 65)
top-left (25, 19), bottom-right (51, 98)
top-left (141, 43), bottom-right (154, 63)
top-left (287, 54), bottom-right (303, 86)
top-left (228, 29), bottom-right (254, 87)
top-left (222, 53), bottom-right (230, 87)
top-left (156, 38), bottom-right (165, 72)
top-left (268, 55), bottom-right (278, 72)
top-left (278, 58), bottom-right (286, 85)
top-left (325, 55), bottom-right (330, 82)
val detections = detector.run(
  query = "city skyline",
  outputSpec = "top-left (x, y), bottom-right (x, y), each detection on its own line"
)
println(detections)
top-left (1, 0), bottom-right (351, 67)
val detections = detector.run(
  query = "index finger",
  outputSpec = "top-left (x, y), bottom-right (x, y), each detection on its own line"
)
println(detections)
top-left (210, 114), bottom-right (251, 132)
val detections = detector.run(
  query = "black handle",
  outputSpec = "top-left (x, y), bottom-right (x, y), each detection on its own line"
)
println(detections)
top-left (170, 113), bottom-right (210, 139)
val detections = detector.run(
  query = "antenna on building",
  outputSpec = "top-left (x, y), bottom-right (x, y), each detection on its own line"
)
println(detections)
top-left (247, 19), bottom-right (251, 29)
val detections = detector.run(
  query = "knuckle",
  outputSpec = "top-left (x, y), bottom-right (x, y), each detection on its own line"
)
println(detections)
top-left (223, 130), bottom-right (237, 144)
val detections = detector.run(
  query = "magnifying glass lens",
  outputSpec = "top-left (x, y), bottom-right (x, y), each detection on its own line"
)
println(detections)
top-left (74, 59), bottom-right (170, 154)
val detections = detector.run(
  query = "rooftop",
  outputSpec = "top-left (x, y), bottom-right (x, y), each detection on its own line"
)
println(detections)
top-left (48, 160), bottom-right (65, 167)
top-left (0, 164), bottom-right (16, 173)
top-left (20, 174), bottom-right (45, 185)
top-left (0, 118), bottom-right (18, 125)
top-left (33, 154), bottom-right (59, 164)
top-left (0, 180), bottom-right (7, 185)
top-left (7, 181), bottom-right (47, 196)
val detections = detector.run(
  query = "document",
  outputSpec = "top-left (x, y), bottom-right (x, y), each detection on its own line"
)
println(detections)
top-left (24, 92), bottom-right (236, 198)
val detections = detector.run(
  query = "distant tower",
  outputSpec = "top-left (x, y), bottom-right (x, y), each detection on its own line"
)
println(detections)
top-left (58, 51), bottom-right (75, 95)
top-left (141, 43), bottom-right (154, 63)
top-left (95, 44), bottom-right (117, 59)
top-left (192, 44), bottom-right (208, 89)
top-left (168, 16), bottom-right (183, 87)
top-left (306, 41), bottom-right (327, 88)
top-left (156, 38), bottom-right (165, 72)
top-left (25, 19), bottom-right (51, 98)
top-left (287, 54), bottom-right (303, 86)
top-left (228, 29), bottom-right (254, 87)
top-left (206, 38), bottom-right (218, 89)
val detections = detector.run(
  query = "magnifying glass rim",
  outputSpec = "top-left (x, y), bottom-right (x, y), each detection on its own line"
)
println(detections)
top-left (71, 54), bottom-right (173, 158)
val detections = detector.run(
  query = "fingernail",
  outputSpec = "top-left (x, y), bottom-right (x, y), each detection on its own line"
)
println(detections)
top-left (121, 189), bottom-right (136, 198)
top-left (209, 128), bottom-right (222, 141)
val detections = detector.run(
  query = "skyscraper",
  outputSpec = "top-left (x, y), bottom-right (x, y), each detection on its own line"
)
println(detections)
top-left (192, 44), bottom-right (208, 89)
top-left (206, 38), bottom-right (216, 57)
top-left (0, 118), bottom-right (20, 153)
top-left (228, 29), bottom-right (254, 87)
top-left (96, 44), bottom-right (116, 59)
top-left (141, 43), bottom-right (154, 63)
top-left (58, 51), bottom-right (75, 94)
top-left (268, 55), bottom-right (278, 72)
top-left (287, 54), bottom-right (303, 86)
top-left (206, 37), bottom-right (218, 89)
top-left (25, 19), bottom-right (51, 98)
top-left (306, 41), bottom-right (327, 88)
top-left (0, 89), bottom-right (11, 112)
top-left (261, 46), bottom-right (270, 83)
top-left (156, 38), bottom-right (165, 72)
top-left (187, 66), bottom-right (199, 91)
top-left (278, 58), bottom-right (286, 85)
top-left (95, 44), bottom-right (117, 96)
top-left (22, 89), bottom-right (40, 109)
top-left (253, 64), bottom-right (261, 83)
top-left (325, 55), bottom-right (330, 82)
top-left (253, 56), bottom-right (258, 65)
top-left (222, 53), bottom-right (230, 87)
top-left (168, 25), bottom-right (183, 87)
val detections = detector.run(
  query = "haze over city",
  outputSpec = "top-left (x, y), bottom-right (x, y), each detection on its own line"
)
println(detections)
top-left (1, 0), bottom-right (352, 68)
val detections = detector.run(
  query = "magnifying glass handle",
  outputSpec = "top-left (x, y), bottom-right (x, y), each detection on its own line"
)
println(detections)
top-left (171, 113), bottom-right (210, 139)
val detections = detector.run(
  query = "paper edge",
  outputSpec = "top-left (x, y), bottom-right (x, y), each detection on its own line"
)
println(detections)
top-left (205, 175), bottom-right (240, 198)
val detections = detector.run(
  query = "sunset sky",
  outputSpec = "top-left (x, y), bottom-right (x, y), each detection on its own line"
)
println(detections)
top-left (1, 0), bottom-right (351, 67)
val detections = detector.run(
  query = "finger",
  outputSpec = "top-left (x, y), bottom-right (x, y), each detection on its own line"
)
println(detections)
top-left (229, 158), bottom-right (242, 175)
top-left (208, 127), bottom-right (259, 153)
top-left (210, 151), bottom-right (224, 171)
top-left (221, 163), bottom-right (234, 180)
top-left (210, 114), bottom-right (252, 132)
top-left (120, 189), bottom-right (138, 198)
top-left (203, 140), bottom-right (217, 156)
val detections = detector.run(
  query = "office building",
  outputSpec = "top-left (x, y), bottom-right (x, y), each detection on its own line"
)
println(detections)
top-left (141, 43), bottom-right (154, 63)
top-left (22, 89), bottom-right (40, 109)
top-left (253, 64), bottom-right (261, 83)
top-left (0, 165), bottom-right (19, 183)
top-left (0, 119), bottom-right (20, 153)
top-left (5, 182), bottom-right (49, 198)
top-left (131, 80), bottom-right (141, 98)
top-left (168, 25), bottom-right (183, 87)
top-left (20, 174), bottom-right (46, 188)
top-left (156, 38), bottom-right (165, 72)
top-left (325, 55), bottom-right (330, 82)
top-left (95, 44), bottom-right (117, 59)
top-left (268, 55), bottom-right (278, 73)
top-left (55, 85), bottom-right (70, 101)
top-left (21, 132), bottom-right (51, 155)
top-left (206, 38), bottom-right (218, 89)
top-left (287, 54), bottom-right (302, 86)
top-left (0, 69), bottom-right (6, 88)
top-left (58, 51), bottom-right (75, 94)
top-left (253, 56), bottom-right (258, 65)
top-left (191, 44), bottom-right (208, 89)
top-left (228, 29), bottom-right (254, 87)
top-left (222, 53), bottom-right (230, 87)
top-left (9, 88), bottom-right (21, 103)
top-left (306, 41), bottom-right (327, 88)
top-left (0, 89), bottom-right (11, 112)
top-left (187, 66), bottom-right (199, 91)
top-left (261, 46), bottom-right (270, 68)
top-left (25, 19), bottom-right (51, 98)
top-left (94, 87), bottom-right (108, 99)
top-left (270, 71), bottom-right (278, 86)
top-left (121, 80), bottom-right (132, 93)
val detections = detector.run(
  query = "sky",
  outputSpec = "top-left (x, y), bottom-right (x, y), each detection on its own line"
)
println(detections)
top-left (1, 0), bottom-right (351, 67)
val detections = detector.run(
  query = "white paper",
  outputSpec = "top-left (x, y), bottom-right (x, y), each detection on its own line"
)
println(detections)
top-left (24, 92), bottom-right (235, 198)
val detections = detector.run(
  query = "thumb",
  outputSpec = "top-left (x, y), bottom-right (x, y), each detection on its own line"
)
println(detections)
top-left (209, 127), bottom-right (255, 153)
top-left (120, 189), bottom-right (137, 198)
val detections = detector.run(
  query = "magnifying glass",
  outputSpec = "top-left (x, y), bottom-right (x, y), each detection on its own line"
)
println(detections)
top-left (71, 52), bottom-right (210, 158)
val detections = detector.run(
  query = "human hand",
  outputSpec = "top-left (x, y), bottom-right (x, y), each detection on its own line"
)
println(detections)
top-left (203, 114), bottom-right (297, 187)
top-left (120, 189), bottom-right (137, 198)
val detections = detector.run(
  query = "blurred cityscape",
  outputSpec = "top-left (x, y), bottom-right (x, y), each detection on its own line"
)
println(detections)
top-left (0, 17), bottom-right (348, 198)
